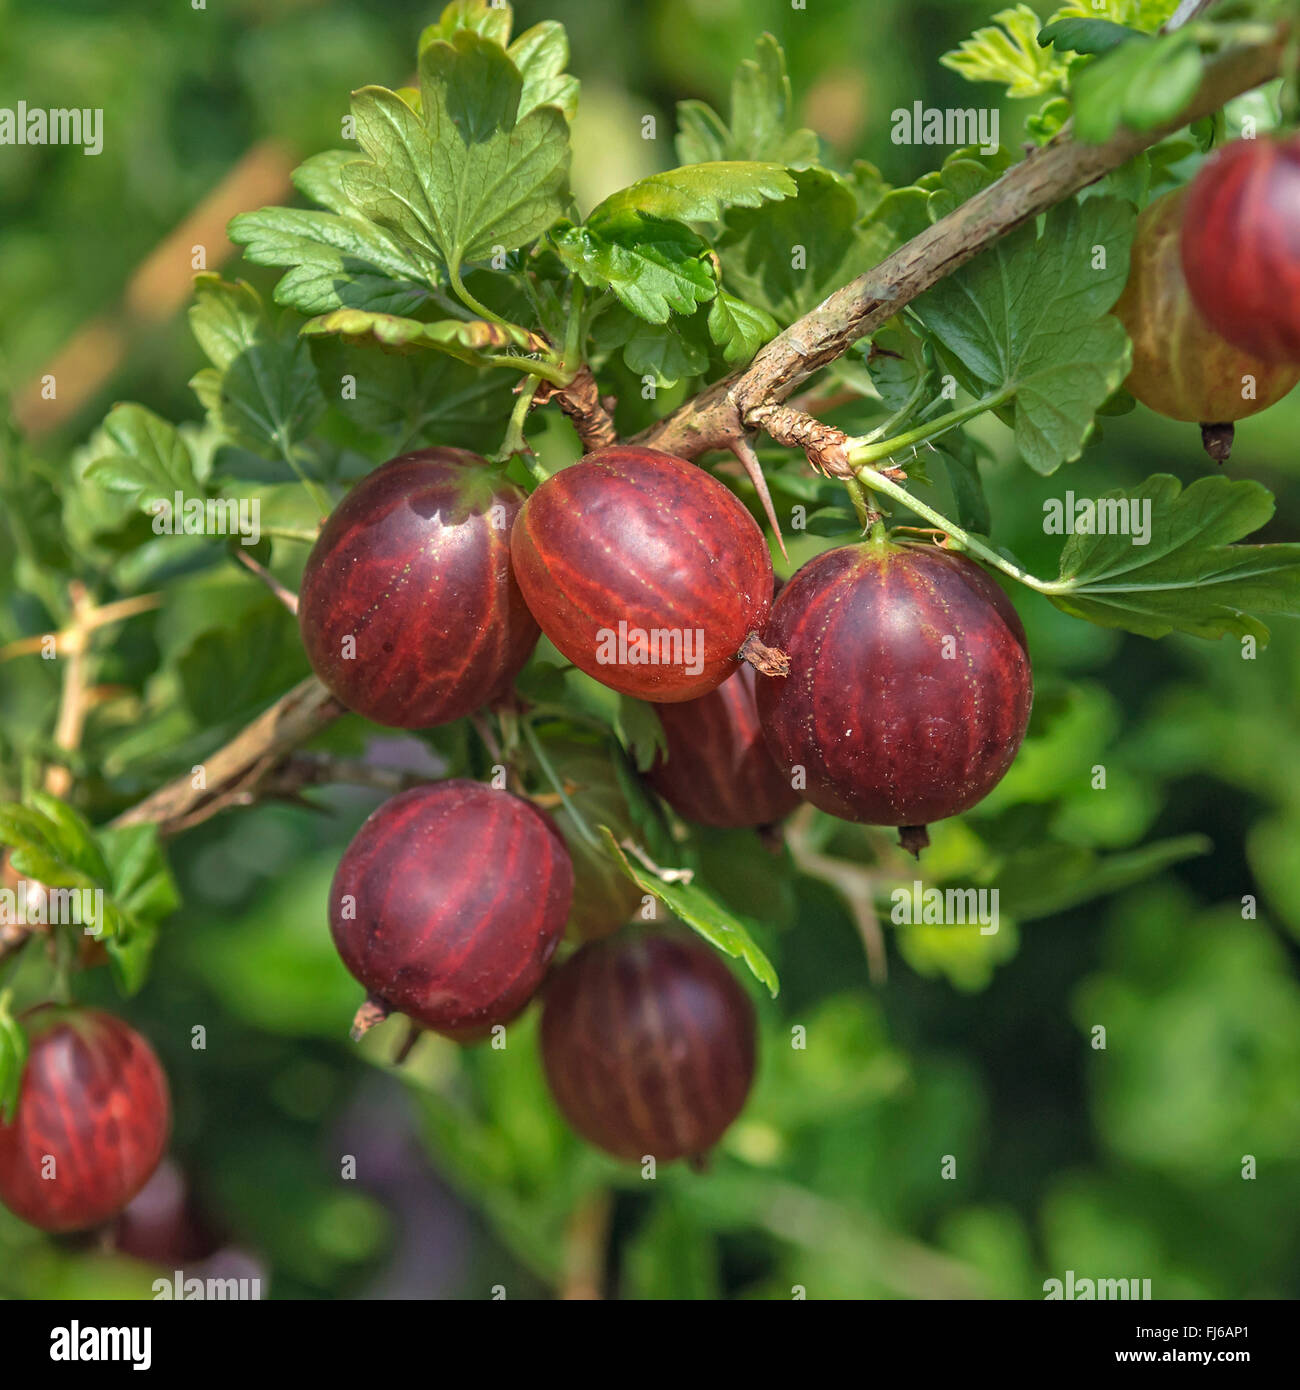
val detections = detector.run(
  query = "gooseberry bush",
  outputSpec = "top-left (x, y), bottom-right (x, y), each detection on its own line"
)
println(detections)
top-left (3, 0), bottom-right (1300, 1289)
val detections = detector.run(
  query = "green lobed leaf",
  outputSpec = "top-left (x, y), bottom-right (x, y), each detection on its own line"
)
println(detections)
top-left (301, 307), bottom-right (545, 366)
top-left (801, 505), bottom-right (862, 539)
top-left (707, 291), bottom-right (779, 367)
top-left (26, 792), bottom-right (111, 883)
top-left (586, 161), bottom-right (796, 231)
top-left (913, 196), bottom-right (1136, 475)
top-left (508, 21), bottom-right (580, 122)
top-left (935, 435), bottom-right (992, 538)
top-left (228, 148), bottom-right (441, 317)
top-left (176, 600), bottom-right (310, 727)
top-left (1069, 31), bottom-right (1203, 144)
top-left (82, 404), bottom-right (201, 514)
top-left (597, 827), bottom-right (779, 996)
top-left (551, 217), bottom-right (715, 324)
top-left (419, 0), bottom-right (513, 52)
top-left (0, 796), bottom-right (175, 960)
top-left (675, 101), bottom-right (730, 167)
top-left (309, 337), bottom-right (517, 454)
top-left (941, 4), bottom-right (1071, 98)
top-left (188, 275), bottom-right (326, 460)
top-left (1053, 0), bottom-right (1180, 27)
top-left (0, 803), bottom-right (103, 893)
top-left (717, 168), bottom-right (870, 326)
top-left (1038, 17), bottom-right (1140, 56)
top-left (106, 923), bottom-right (160, 997)
top-left (228, 204), bottom-right (436, 318)
top-left (675, 33), bottom-right (819, 168)
top-left (592, 303), bottom-right (711, 384)
top-left (290, 149), bottom-right (366, 215)
top-left (340, 32), bottom-right (569, 277)
top-left (866, 321), bottom-right (934, 413)
top-left (614, 696), bottom-right (667, 774)
top-left (1048, 474), bottom-right (1300, 642)
top-left (98, 823), bottom-right (181, 927)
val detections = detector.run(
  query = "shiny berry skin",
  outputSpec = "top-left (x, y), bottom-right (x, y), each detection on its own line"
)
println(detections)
top-left (299, 448), bottom-right (539, 729)
top-left (756, 540), bottom-right (1032, 829)
top-left (329, 781), bottom-right (573, 1038)
top-left (539, 932), bottom-right (756, 1162)
top-left (646, 664), bottom-right (800, 828)
top-left (1181, 135), bottom-right (1300, 363)
top-left (1114, 189), bottom-right (1300, 422)
top-left (510, 447), bottom-right (773, 702)
top-left (0, 1008), bottom-right (170, 1233)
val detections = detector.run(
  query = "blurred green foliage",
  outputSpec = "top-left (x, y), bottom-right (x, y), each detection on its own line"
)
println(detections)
top-left (1, 0), bottom-right (1298, 1300)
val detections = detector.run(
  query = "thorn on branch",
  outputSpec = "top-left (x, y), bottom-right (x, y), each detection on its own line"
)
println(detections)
top-left (726, 433), bottom-right (788, 559)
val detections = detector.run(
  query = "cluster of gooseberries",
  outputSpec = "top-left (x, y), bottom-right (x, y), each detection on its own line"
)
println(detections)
top-left (1115, 134), bottom-right (1300, 459)
top-left (4, 132), bottom-right (1298, 1236)
top-left (301, 442), bottom-right (1034, 1163)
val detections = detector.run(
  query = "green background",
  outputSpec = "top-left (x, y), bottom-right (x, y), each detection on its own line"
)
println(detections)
top-left (1, 0), bottom-right (1298, 1299)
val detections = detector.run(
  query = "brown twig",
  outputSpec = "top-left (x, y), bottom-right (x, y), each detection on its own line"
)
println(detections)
top-left (540, 364), bottom-right (619, 452)
top-left (22, 30), bottom-right (1283, 852)
top-left (44, 583), bottom-right (95, 799)
top-left (748, 403), bottom-right (855, 478)
top-left (233, 548), bottom-right (299, 615)
top-left (110, 677), bottom-right (344, 837)
top-left (0, 593), bottom-right (162, 662)
top-left (638, 34), bottom-right (1286, 462)
top-left (560, 1189), bottom-right (612, 1300)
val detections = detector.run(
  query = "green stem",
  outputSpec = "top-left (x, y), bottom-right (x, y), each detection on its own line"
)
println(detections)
top-left (495, 377), bottom-right (542, 463)
top-left (448, 259), bottom-right (574, 387)
top-left (276, 440), bottom-right (331, 519)
top-left (853, 463), bottom-right (1068, 595)
top-left (848, 393), bottom-right (1008, 468)
top-left (51, 925), bottom-right (75, 1004)
top-left (260, 526), bottom-right (320, 544)
top-left (448, 258), bottom-right (511, 327)
top-left (844, 476), bottom-right (874, 530)
top-left (562, 280), bottom-right (585, 374)
top-left (861, 346), bottom-right (933, 445)
top-left (486, 355), bottom-right (571, 387)
top-left (521, 719), bottom-right (601, 851)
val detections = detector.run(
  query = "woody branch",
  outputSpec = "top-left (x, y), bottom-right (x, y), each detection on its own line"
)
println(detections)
top-left (51, 28), bottom-right (1287, 843)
